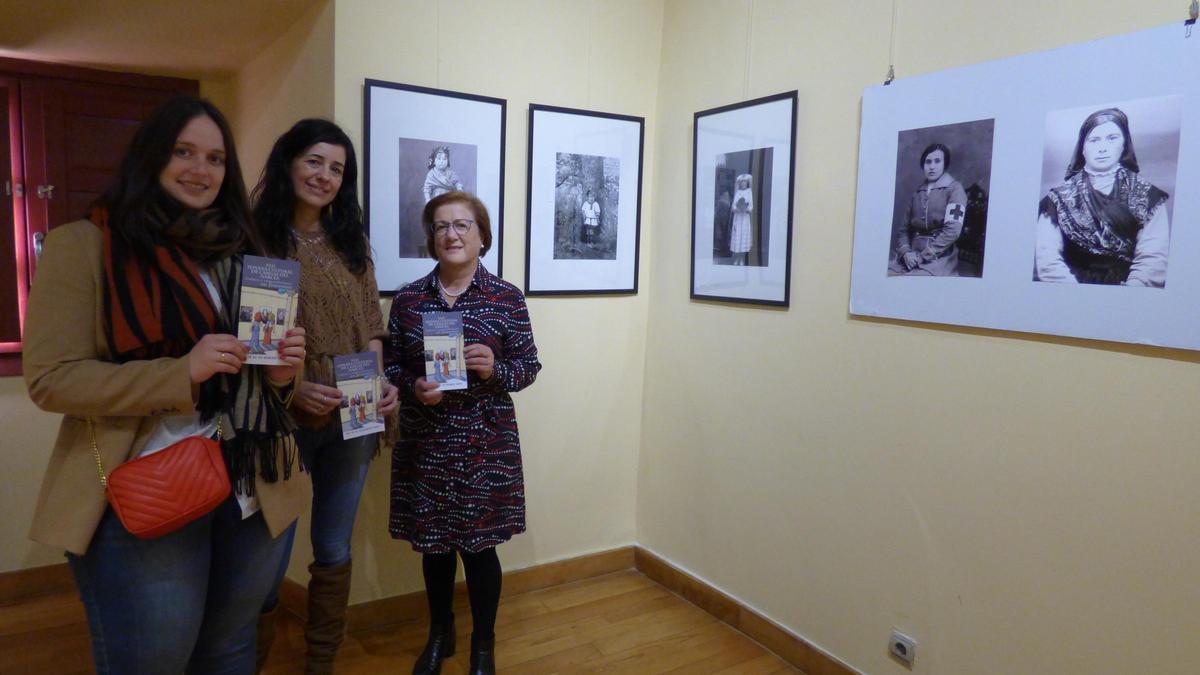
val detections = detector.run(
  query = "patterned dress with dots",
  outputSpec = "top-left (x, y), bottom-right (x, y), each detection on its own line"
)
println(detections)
top-left (384, 264), bottom-right (541, 553)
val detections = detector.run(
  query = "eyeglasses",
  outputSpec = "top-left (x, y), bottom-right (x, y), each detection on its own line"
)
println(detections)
top-left (430, 219), bottom-right (476, 237)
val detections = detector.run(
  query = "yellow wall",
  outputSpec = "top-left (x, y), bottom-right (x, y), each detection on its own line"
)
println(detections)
top-left (200, 78), bottom-right (236, 118)
top-left (0, 379), bottom-right (66, 569)
top-left (226, 0), bottom-right (336, 187)
top-left (329, 0), bottom-right (661, 603)
top-left (638, 2), bottom-right (1200, 674)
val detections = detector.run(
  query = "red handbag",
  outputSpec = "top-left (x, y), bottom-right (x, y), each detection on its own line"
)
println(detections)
top-left (88, 418), bottom-right (232, 539)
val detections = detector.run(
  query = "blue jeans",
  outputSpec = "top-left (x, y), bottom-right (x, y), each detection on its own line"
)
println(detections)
top-left (67, 496), bottom-right (295, 675)
top-left (265, 424), bottom-right (375, 607)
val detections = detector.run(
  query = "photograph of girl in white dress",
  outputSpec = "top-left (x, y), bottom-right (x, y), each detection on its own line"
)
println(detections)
top-left (1033, 97), bottom-right (1180, 288)
top-left (712, 147), bottom-right (772, 266)
top-left (887, 119), bottom-right (994, 278)
top-left (553, 151), bottom-right (619, 260)
top-left (396, 137), bottom-right (477, 258)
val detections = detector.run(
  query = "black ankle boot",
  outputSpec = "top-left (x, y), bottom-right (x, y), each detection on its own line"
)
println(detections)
top-left (412, 615), bottom-right (456, 675)
top-left (468, 634), bottom-right (495, 675)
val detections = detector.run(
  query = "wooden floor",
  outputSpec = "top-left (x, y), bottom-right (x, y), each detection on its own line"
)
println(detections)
top-left (1, 570), bottom-right (800, 674)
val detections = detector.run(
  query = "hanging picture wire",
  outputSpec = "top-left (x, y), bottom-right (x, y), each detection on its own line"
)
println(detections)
top-left (884, 0), bottom-right (899, 84)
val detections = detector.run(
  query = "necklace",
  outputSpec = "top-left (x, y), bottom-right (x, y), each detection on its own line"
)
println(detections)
top-left (436, 276), bottom-right (469, 298)
top-left (292, 227), bottom-right (325, 245)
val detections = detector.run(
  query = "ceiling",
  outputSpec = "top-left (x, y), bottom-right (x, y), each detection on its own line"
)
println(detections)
top-left (0, 0), bottom-right (325, 80)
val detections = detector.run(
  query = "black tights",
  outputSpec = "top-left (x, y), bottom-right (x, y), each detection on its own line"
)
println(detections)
top-left (421, 548), bottom-right (502, 640)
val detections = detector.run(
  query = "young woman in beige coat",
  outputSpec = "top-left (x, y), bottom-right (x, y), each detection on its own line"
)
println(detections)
top-left (24, 96), bottom-right (309, 674)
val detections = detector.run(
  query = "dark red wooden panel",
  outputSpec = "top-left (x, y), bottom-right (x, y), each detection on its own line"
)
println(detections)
top-left (2, 60), bottom-right (196, 377)
top-left (0, 78), bottom-right (19, 347)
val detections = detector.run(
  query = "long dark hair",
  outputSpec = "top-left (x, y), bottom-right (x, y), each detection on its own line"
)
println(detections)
top-left (1066, 107), bottom-right (1139, 178)
top-left (251, 118), bottom-right (369, 275)
top-left (94, 96), bottom-right (255, 262)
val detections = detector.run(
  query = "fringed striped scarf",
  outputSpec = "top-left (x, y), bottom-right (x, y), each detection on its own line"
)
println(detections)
top-left (95, 205), bottom-right (300, 494)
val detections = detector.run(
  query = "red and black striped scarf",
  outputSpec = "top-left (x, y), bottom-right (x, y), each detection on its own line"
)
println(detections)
top-left (95, 205), bottom-right (300, 492)
top-left (97, 206), bottom-right (230, 361)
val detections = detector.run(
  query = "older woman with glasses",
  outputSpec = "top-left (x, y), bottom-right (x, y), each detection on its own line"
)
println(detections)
top-left (384, 191), bottom-right (541, 675)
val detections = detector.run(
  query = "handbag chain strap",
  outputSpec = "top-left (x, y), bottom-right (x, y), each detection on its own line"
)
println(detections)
top-left (87, 416), bottom-right (224, 489)
top-left (87, 418), bottom-right (108, 488)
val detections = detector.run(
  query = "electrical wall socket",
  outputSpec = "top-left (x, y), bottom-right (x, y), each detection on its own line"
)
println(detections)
top-left (889, 629), bottom-right (917, 667)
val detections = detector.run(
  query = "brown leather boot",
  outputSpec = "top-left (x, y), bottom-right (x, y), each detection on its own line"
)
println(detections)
top-left (305, 560), bottom-right (353, 674)
top-left (254, 605), bottom-right (279, 673)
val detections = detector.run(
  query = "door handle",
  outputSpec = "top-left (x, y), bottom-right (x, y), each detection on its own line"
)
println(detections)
top-left (36, 184), bottom-right (54, 199)
top-left (33, 231), bottom-right (45, 261)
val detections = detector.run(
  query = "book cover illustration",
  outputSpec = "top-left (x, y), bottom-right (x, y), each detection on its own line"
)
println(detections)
top-left (421, 311), bottom-right (467, 391)
top-left (237, 255), bottom-right (301, 365)
top-left (333, 352), bottom-right (385, 440)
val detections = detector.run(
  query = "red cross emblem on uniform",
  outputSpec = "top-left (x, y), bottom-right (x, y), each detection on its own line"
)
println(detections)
top-left (945, 202), bottom-right (965, 224)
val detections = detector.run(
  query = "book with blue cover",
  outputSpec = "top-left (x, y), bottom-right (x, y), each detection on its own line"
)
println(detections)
top-left (333, 351), bottom-right (385, 440)
top-left (421, 311), bottom-right (467, 391)
top-left (237, 255), bottom-right (301, 366)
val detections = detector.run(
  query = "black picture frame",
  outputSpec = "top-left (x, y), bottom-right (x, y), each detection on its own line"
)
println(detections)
top-left (525, 103), bottom-right (645, 295)
top-left (690, 91), bottom-right (797, 307)
top-left (363, 79), bottom-right (506, 294)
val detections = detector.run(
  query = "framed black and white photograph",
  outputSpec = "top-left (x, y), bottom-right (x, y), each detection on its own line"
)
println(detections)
top-left (364, 79), bottom-right (505, 293)
top-left (691, 91), bottom-right (796, 306)
top-left (850, 21), bottom-right (1200, 350)
top-left (887, 119), bottom-right (995, 278)
top-left (1033, 96), bottom-right (1180, 288)
top-left (525, 104), bottom-right (644, 295)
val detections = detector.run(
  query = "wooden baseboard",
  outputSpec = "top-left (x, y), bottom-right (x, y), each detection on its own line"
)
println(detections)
top-left (634, 548), bottom-right (858, 675)
top-left (503, 545), bottom-right (636, 597)
top-left (0, 562), bottom-right (74, 605)
top-left (10, 545), bottom-right (854, 674)
top-left (280, 545), bottom-right (637, 631)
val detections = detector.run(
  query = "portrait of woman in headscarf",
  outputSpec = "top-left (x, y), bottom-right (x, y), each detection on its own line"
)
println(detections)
top-left (1034, 107), bottom-right (1170, 287)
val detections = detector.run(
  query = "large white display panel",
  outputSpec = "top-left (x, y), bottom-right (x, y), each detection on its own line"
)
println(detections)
top-left (850, 22), bottom-right (1200, 349)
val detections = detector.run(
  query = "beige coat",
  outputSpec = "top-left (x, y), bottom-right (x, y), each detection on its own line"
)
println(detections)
top-left (24, 220), bottom-right (310, 555)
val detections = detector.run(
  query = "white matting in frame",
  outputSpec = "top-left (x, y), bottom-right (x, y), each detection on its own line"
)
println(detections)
top-left (364, 79), bottom-right (505, 293)
top-left (850, 22), bottom-right (1200, 350)
top-left (525, 104), bottom-right (644, 295)
top-left (691, 91), bottom-right (796, 307)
